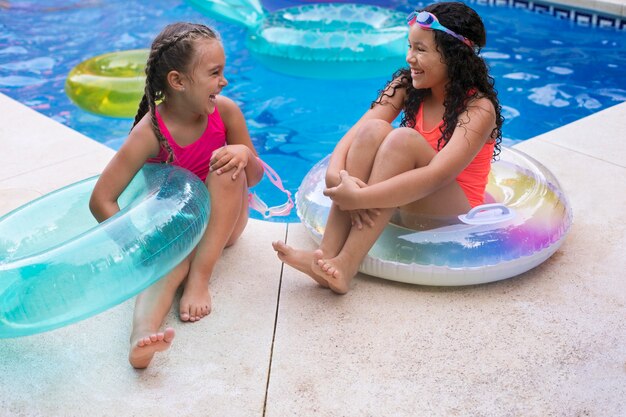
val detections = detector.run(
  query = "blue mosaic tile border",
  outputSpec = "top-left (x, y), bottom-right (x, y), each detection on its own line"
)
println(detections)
top-left (468, 0), bottom-right (626, 30)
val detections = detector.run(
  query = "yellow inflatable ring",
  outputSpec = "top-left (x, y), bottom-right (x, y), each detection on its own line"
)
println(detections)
top-left (65, 49), bottom-right (148, 118)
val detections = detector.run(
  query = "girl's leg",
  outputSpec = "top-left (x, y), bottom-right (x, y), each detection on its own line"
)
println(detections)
top-left (318, 119), bottom-right (394, 256)
top-left (315, 128), bottom-right (470, 294)
top-left (129, 255), bottom-right (191, 369)
top-left (273, 120), bottom-right (393, 286)
top-left (179, 170), bottom-right (248, 322)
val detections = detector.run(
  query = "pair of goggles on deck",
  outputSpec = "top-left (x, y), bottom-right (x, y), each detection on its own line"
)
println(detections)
top-left (407, 10), bottom-right (474, 48)
top-left (248, 158), bottom-right (294, 219)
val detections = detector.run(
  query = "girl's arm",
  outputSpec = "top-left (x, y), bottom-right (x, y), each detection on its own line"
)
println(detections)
top-left (210, 96), bottom-right (264, 187)
top-left (326, 77), bottom-right (405, 187)
top-left (326, 97), bottom-right (496, 210)
top-left (89, 115), bottom-right (160, 222)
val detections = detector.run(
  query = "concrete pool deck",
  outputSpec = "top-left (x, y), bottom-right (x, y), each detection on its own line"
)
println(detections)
top-left (0, 88), bottom-right (625, 417)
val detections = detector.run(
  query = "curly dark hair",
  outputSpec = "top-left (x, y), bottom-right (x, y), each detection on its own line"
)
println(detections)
top-left (372, 2), bottom-right (503, 159)
top-left (131, 22), bottom-right (220, 162)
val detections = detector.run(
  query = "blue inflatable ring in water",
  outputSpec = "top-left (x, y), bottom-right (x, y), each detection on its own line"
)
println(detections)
top-left (0, 164), bottom-right (209, 338)
top-left (187, 0), bottom-right (408, 78)
top-left (297, 147), bottom-right (573, 286)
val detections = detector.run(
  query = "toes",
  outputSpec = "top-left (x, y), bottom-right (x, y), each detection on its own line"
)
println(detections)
top-left (273, 241), bottom-right (290, 261)
top-left (180, 304), bottom-right (190, 321)
top-left (191, 305), bottom-right (202, 321)
top-left (134, 332), bottom-right (172, 350)
top-left (163, 328), bottom-right (175, 343)
top-left (320, 261), bottom-right (333, 274)
top-left (272, 240), bottom-right (287, 253)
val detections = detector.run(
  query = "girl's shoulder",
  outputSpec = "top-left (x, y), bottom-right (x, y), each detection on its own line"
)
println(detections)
top-left (214, 95), bottom-right (245, 127)
top-left (458, 93), bottom-right (496, 132)
top-left (130, 113), bottom-right (158, 140)
top-left (124, 113), bottom-right (161, 157)
top-left (466, 94), bottom-right (495, 116)
top-left (215, 95), bottom-right (240, 117)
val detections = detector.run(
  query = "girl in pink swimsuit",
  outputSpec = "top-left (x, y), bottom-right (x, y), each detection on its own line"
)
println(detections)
top-left (273, 2), bottom-right (504, 294)
top-left (90, 23), bottom-right (264, 368)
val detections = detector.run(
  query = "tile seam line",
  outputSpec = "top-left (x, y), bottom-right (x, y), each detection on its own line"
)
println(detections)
top-left (262, 223), bottom-right (288, 417)
top-left (532, 137), bottom-right (626, 169)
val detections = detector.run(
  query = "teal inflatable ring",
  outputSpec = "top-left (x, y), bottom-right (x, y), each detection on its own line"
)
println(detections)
top-left (0, 164), bottom-right (209, 338)
top-left (188, 0), bottom-right (408, 78)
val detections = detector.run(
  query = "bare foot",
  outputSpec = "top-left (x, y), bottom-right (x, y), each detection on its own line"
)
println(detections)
top-left (272, 241), bottom-right (329, 288)
top-left (311, 249), bottom-right (329, 284)
top-left (129, 327), bottom-right (175, 369)
top-left (179, 276), bottom-right (211, 322)
top-left (312, 250), bottom-right (357, 295)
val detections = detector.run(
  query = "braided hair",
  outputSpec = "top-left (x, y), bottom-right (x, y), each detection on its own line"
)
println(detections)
top-left (132, 22), bottom-right (220, 163)
top-left (372, 2), bottom-right (503, 159)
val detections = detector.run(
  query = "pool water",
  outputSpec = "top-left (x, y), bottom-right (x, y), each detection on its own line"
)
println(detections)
top-left (1, 0), bottom-right (625, 222)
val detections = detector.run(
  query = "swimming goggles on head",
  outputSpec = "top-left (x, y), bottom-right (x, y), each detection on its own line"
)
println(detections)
top-left (248, 158), bottom-right (294, 219)
top-left (407, 10), bottom-right (474, 48)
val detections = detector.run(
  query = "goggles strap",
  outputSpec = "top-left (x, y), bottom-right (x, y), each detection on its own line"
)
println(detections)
top-left (248, 157), bottom-right (294, 219)
top-left (407, 11), bottom-right (474, 49)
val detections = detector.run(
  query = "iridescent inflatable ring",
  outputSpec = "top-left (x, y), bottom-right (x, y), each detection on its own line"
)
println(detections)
top-left (65, 49), bottom-right (148, 118)
top-left (297, 147), bottom-right (573, 286)
top-left (188, 0), bottom-right (408, 78)
top-left (0, 164), bottom-right (209, 338)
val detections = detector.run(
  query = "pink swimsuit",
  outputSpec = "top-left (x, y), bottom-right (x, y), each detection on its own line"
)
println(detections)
top-left (414, 103), bottom-right (494, 207)
top-left (147, 108), bottom-right (227, 181)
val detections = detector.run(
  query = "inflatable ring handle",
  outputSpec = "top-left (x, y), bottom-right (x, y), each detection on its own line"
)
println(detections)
top-left (458, 203), bottom-right (516, 225)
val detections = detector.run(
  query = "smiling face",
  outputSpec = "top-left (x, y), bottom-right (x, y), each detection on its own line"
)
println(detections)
top-left (406, 24), bottom-right (449, 93)
top-left (182, 39), bottom-right (228, 115)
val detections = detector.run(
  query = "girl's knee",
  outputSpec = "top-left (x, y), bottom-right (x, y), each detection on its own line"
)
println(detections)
top-left (381, 128), bottom-right (425, 154)
top-left (353, 119), bottom-right (393, 148)
top-left (206, 169), bottom-right (247, 193)
top-left (375, 128), bottom-right (434, 167)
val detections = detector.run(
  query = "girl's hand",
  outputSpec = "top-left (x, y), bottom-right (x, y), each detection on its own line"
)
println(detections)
top-left (324, 170), bottom-right (367, 211)
top-left (350, 208), bottom-right (381, 229)
top-left (210, 144), bottom-right (250, 180)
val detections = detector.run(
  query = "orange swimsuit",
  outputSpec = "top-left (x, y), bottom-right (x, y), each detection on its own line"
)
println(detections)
top-left (413, 103), bottom-right (494, 207)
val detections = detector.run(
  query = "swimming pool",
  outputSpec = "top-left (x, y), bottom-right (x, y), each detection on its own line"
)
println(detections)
top-left (1, 0), bottom-right (625, 222)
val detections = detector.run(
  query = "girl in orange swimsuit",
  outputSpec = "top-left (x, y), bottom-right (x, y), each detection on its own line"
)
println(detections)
top-left (273, 1), bottom-right (504, 294)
